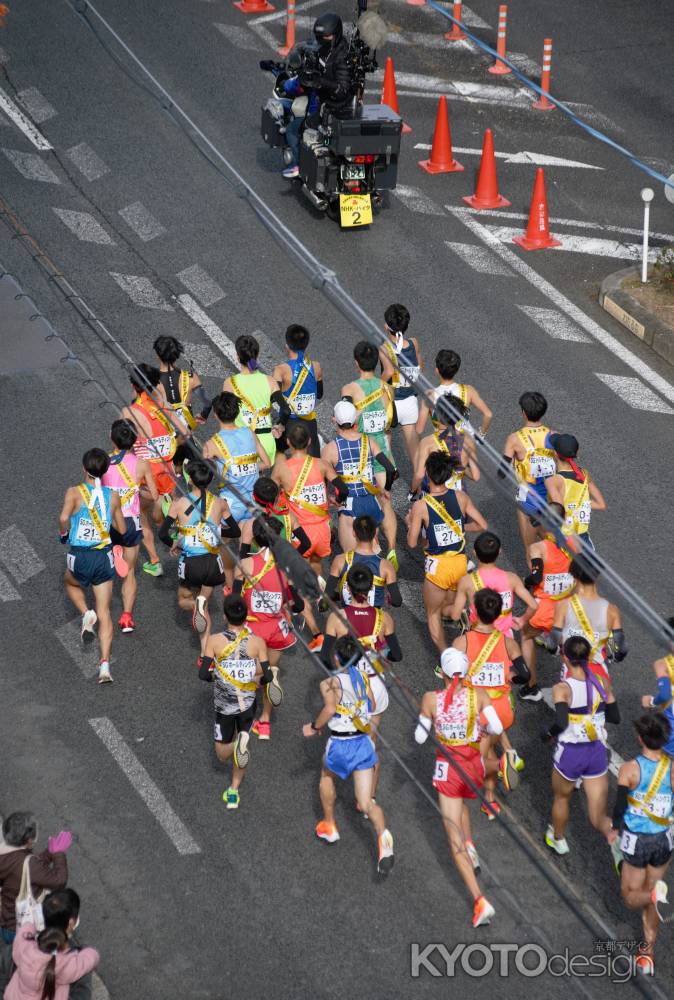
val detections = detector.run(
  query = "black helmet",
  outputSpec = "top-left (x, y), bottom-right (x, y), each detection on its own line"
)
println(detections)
top-left (313, 11), bottom-right (343, 48)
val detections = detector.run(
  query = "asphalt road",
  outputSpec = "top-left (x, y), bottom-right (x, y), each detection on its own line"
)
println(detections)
top-left (1, 1), bottom-right (673, 997)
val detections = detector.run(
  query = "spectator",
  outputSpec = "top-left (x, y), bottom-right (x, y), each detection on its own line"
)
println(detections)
top-left (0, 813), bottom-right (69, 944)
top-left (4, 923), bottom-right (98, 1000)
top-left (42, 891), bottom-right (93, 1000)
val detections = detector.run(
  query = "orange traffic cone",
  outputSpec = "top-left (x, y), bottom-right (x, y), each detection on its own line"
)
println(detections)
top-left (513, 168), bottom-right (562, 250)
top-left (418, 96), bottom-right (463, 174)
top-left (381, 57), bottom-right (411, 134)
top-left (463, 129), bottom-right (510, 209)
top-left (234, 0), bottom-right (274, 14)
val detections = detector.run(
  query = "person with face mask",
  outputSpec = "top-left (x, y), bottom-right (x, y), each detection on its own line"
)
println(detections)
top-left (307, 13), bottom-right (355, 115)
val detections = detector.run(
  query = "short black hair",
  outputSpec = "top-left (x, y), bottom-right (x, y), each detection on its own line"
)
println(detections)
top-left (130, 363), bottom-right (160, 393)
top-left (253, 477), bottom-right (279, 506)
top-left (435, 349), bottom-right (461, 380)
top-left (153, 335), bottom-right (184, 365)
top-left (110, 419), bottom-right (138, 451)
top-left (287, 421), bottom-right (310, 450)
top-left (634, 712), bottom-right (671, 750)
top-left (185, 459), bottom-right (213, 489)
top-left (346, 564), bottom-right (373, 596)
top-left (252, 515), bottom-right (281, 548)
top-left (563, 635), bottom-right (591, 665)
top-left (354, 340), bottom-right (379, 373)
top-left (384, 303), bottom-right (410, 333)
top-left (474, 588), bottom-right (503, 624)
top-left (236, 334), bottom-right (259, 368)
top-left (519, 391), bottom-right (548, 422)
top-left (425, 450), bottom-right (453, 486)
top-left (223, 595), bottom-right (248, 626)
top-left (353, 515), bottom-right (377, 542)
top-left (570, 558), bottom-right (600, 585)
top-left (334, 633), bottom-right (360, 669)
top-left (83, 448), bottom-right (110, 479)
top-left (285, 324), bottom-right (310, 352)
top-left (474, 531), bottom-right (500, 564)
top-left (433, 395), bottom-right (467, 428)
top-left (213, 391), bottom-right (240, 423)
top-left (43, 889), bottom-right (81, 932)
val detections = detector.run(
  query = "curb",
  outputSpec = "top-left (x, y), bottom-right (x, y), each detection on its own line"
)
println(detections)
top-left (599, 265), bottom-right (674, 367)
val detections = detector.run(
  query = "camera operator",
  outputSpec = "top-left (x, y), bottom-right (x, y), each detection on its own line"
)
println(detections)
top-left (303, 13), bottom-right (355, 118)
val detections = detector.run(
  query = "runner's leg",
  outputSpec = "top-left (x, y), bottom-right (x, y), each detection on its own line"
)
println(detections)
top-left (438, 793), bottom-right (482, 899)
top-left (319, 763), bottom-right (338, 824)
top-left (121, 545), bottom-right (139, 614)
top-left (353, 768), bottom-right (386, 836)
top-left (64, 569), bottom-right (88, 615)
top-left (550, 768), bottom-right (575, 840)
top-left (423, 578), bottom-right (448, 654)
top-left (92, 580), bottom-right (114, 662)
top-left (583, 775), bottom-right (612, 837)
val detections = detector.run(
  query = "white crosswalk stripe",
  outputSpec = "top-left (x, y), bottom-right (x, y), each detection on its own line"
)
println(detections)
top-left (445, 241), bottom-right (515, 275)
top-left (594, 374), bottom-right (674, 415)
top-left (0, 87), bottom-right (52, 149)
top-left (2, 147), bottom-right (59, 182)
top-left (182, 341), bottom-right (227, 378)
top-left (177, 294), bottom-right (238, 365)
top-left (0, 526), bottom-right (45, 584)
top-left (65, 142), bottom-right (110, 181)
top-left (486, 225), bottom-right (658, 262)
top-left (118, 201), bottom-right (166, 242)
top-left (0, 567), bottom-right (20, 602)
top-left (110, 273), bottom-right (174, 310)
top-left (392, 185), bottom-right (445, 216)
top-left (176, 263), bottom-right (225, 307)
top-left (16, 87), bottom-right (56, 124)
top-left (517, 305), bottom-right (591, 343)
top-left (55, 618), bottom-right (103, 679)
top-left (214, 23), bottom-right (264, 50)
top-left (53, 208), bottom-right (115, 245)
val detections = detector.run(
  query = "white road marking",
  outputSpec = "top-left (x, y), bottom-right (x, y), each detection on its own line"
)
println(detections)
top-left (53, 208), bottom-right (115, 245)
top-left (182, 341), bottom-right (226, 378)
top-left (54, 618), bottom-right (102, 680)
top-left (16, 87), bottom-right (57, 124)
top-left (65, 142), bottom-right (110, 181)
top-left (416, 143), bottom-right (604, 170)
top-left (507, 53), bottom-right (540, 77)
top-left (371, 69), bottom-right (532, 107)
top-left (0, 87), bottom-right (52, 149)
top-left (446, 241), bottom-right (515, 275)
top-left (110, 273), bottom-right (174, 311)
top-left (214, 23), bottom-right (264, 51)
top-left (0, 567), bottom-right (20, 602)
top-left (392, 185), bottom-right (445, 216)
top-left (0, 526), bottom-right (45, 583)
top-left (118, 201), bottom-right (166, 242)
top-left (459, 206), bottom-right (674, 243)
top-left (89, 718), bottom-right (201, 856)
top-left (517, 305), bottom-right (591, 343)
top-left (486, 224), bottom-right (658, 262)
top-left (176, 263), bottom-right (225, 307)
top-left (177, 294), bottom-right (238, 365)
top-left (449, 207), bottom-right (674, 407)
top-left (397, 579), bottom-right (426, 624)
top-left (594, 374), bottom-right (674, 415)
top-left (367, 85), bottom-right (531, 109)
top-left (248, 23), bottom-right (278, 50)
top-left (2, 147), bottom-right (60, 183)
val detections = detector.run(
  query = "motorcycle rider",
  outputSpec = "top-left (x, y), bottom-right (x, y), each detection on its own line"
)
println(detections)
top-left (308, 13), bottom-right (356, 116)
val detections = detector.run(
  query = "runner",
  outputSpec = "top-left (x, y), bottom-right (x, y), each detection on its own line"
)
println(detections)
top-left (153, 335), bottom-right (211, 468)
top-left (545, 434), bottom-right (607, 548)
top-left (641, 618), bottom-right (674, 759)
top-left (272, 324), bottom-right (323, 457)
top-left (222, 334), bottom-right (283, 465)
top-left (101, 419), bottom-right (158, 634)
top-left (322, 400), bottom-right (397, 554)
top-left (303, 634), bottom-right (394, 873)
top-left (407, 451), bottom-right (487, 660)
top-left (416, 349), bottom-right (492, 440)
top-left (543, 636), bottom-right (620, 854)
top-left (342, 340), bottom-right (398, 568)
top-left (453, 589), bottom-right (529, 817)
top-left (501, 391), bottom-right (557, 556)
top-left (548, 559), bottom-right (627, 680)
top-left (326, 514), bottom-right (401, 610)
top-left (378, 303), bottom-right (423, 464)
top-left (416, 647), bottom-right (505, 926)
top-left (59, 448), bottom-right (127, 684)
top-left (199, 595), bottom-right (281, 810)
top-left (411, 396), bottom-right (479, 495)
top-left (608, 713), bottom-right (673, 973)
top-left (519, 503), bottom-right (574, 701)
top-left (236, 516), bottom-right (304, 740)
top-left (158, 460), bottom-right (239, 660)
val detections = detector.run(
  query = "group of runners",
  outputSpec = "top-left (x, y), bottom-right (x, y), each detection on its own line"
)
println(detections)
top-left (58, 309), bottom-right (674, 968)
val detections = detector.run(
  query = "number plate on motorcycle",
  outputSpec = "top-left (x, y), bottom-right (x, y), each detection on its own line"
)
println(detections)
top-left (341, 164), bottom-right (366, 180)
top-left (339, 194), bottom-right (372, 228)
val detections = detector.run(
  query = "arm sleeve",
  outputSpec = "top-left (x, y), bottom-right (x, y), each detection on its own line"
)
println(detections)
top-left (385, 633), bottom-right (402, 661)
top-left (158, 516), bottom-right (176, 547)
top-left (326, 574), bottom-right (341, 600)
top-left (199, 656), bottom-right (214, 681)
top-left (480, 704), bottom-right (503, 736)
top-left (332, 476), bottom-right (349, 504)
top-left (288, 584), bottom-right (305, 614)
top-left (260, 660), bottom-right (274, 684)
top-left (292, 525), bottom-right (311, 556)
top-left (605, 701), bottom-right (621, 725)
top-left (612, 629), bottom-right (628, 662)
top-left (238, 542), bottom-right (251, 560)
top-left (270, 389), bottom-right (286, 408)
top-left (612, 784), bottom-right (629, 828)
top-left (374, 451), bottom-right (397, 491)
top-left (30, 851), bottom-right (68, 892)
top-left (654, 675), bottom-right (673, 707)
top-left (548, 701), bottom-right (570, 737)
top-left (232, 578), bottom-right (244, 596)
top-left (387, 581), bottom-right (402, 607)
top-left (316, 379), bottom-right (324, 400)
top-left (221, 514), bottom-right (241, 539)
top-left (524, 558), bottom-right (544, 591)
top-left (320, 633), bottom-right (336, 668)
top-left (414, 715), bottom-right (432, 744)
top-left (510, 656), bottom-right (530, 685)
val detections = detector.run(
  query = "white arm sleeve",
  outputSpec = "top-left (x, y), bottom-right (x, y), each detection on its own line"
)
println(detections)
top-left (414, 714), bottom-right (433, 744)
top-left (480, 704), bottom-right (503, 736)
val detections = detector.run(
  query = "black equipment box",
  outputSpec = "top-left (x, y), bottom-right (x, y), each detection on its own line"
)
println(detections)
top-left (326, 104), bottom-right (402, 157)
top-left (299, 143), bottom-right (339, 195)
top-left (261, 105), bottom-right (285, 148)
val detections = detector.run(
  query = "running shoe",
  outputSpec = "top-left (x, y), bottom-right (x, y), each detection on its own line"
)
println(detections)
top-left (142, 560), bottom-right (163, 577)
top-left (386, 549), bottom-right (399, 572)
top-left (465, 839), bottom-right (480, 872)
top-left (635, 955), bottom-right (654, 976)
top-left (265, 673), bottom-right (284, 708)
top-left (315, 820), bottom-right (340, 843)
top-left (652, 880), bottom-right (672, 922)
top-left (507, 748), bottom-right (525, 773)
top-left (519, 684), bottom-right (543, 703)
top-left (233, 731), bottom-right (250, 769)
top-left (308, 633), bottom-right (324, 653)
top-left (81, 609), bottom-right (97, 643)
top-left (317, 596), bottom-right (330, 613)
top-left (251, 719), bottom-right (271, 741)
top-left (480, 801), bottom-right (501, 821)
top-left (113, 545), bottom-right (129, 578)
top-left (544, 824), bottom-right (570, 856)
top-left (97, 660), bottom-right (113, 684)
top-left (609, 838), bottom-right (624, 876)
top-left (472, 896), bottom-right (495, 928)
top-left (118, 611), bottom-right (135, 634)
top-left (377, 830), bottom-right (395, 873)
top-left (192, 595), bottom-right (208, 634)
top-left (223, 787), bottom-right (240, 810)
top-left (499, 752), bottom-right (520, 792)
top-left (282, 164), bottom-right (299, 179)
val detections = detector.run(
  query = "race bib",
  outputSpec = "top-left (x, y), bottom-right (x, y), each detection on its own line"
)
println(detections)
top-left (433, 523), bottom-right (461, 548)
top-left (300, 482), bottom-right (327, 506)
top-left (516, 485), bottom-right (529, 503)
top-left (149, 434), bottom-right (173, 458)
top-left (362, 410), bottom-right (387, 434)
top-left (424, 555), bottom-right (438, 576)
top-left (292, 393), bottom-right (315, 416)
top-left (225, 659), bottom-right (256, 683)
top-left (118, 486), bottom-right (137, 508)
top-left (230, 461), bottom-right (258, 478)
top-left (200, 525), bottom-right (219, 548)
top-left (471, 662), bottom-right (506, 688)
top-left (544, 572), bottom-right (574, 597)
top-left (529, 455), bottom-right (556, 479)
top-left (399, 364), bottom-right (419, 387)
top-left (66, 553), bottom-right (75, 572)
top-left (433, 759), bottom-right (449, 783)
top-left (438, 723), bottom-right (466, 742)
top-left (214, 722), bottom-right (223, 742)
top-left (619, 830), bottom-right (638, 856)
top-left (278, 617), bottom-right (290, 638)
top-left (344, 496), bottom-right (354, 512)
top-left (251, 589), bottom-right (282, 615)
top-left (75, 518), bottom-right (101, 544)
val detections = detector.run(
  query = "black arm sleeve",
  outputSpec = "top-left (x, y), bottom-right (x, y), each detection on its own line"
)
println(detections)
top-left (612, 785), bottom-right (629, 828)
top-left (510, 656), bottom-right (530, 685)
top-left (316, 379), bottom-right (324, 400)
top-left (232, 578), bottom-right (244, 596)
top-left (260, 660), bottom-right (274, 684)
top-left (612, 629), bottom-right (628, 662)
top-left (548, 701), bottom-right (570, 737)
top-left (198, 656), bottom-right (214, 682)
top-left (605, 701), bottom-right (621, 725)
top-left (320, 633), bottom-right (336, 668)
top-left (239, 542), bottom-right (251, 559)
top-left (332, 476), bottom-right (349, 504)
top-left (221, 515), bottom-right (241, 539)
top-left (270, 389), bottom-right (286, 408)
top-left (292, 526), bottom-right (311, 556)
top-left (524, 558), bottom-right (544, 592)
top-left (326, 574), bottom-right (341, 600)
top-left (158, 516), bottom-right (176, 547)
top-left (386, 633), bottom-right (403, 661)
top-left (288, 584), bottom-right (305, 614)
top-left (497, 454), bottom-right (512, 480)
top-left (387, 581), bottom-right (402, 607)
top-left (374, 451), bottom-right (397, 491)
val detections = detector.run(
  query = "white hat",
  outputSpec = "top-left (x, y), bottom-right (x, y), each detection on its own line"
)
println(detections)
top-left (440, 648), bottom-right (469, 678)
top-left (334, 400), bottom-right (357, 426)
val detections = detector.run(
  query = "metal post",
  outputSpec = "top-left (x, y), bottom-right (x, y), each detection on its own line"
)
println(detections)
top-left (640, 187), bottom-right (654, 283)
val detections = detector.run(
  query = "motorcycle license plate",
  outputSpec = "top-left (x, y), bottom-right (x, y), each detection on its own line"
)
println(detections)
top-left (339, 194), bottom-right (372, 228)
top-left (341, 164), bottom-right (366, 180)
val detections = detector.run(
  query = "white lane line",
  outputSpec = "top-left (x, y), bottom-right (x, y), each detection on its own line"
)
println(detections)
top-left (0, 567), bottom-right (20, 602)
top-left (89, 717), bottom-right (201, 856)
top-left (2, 147), bottom-right (60, 183)
top-left (517, 305), bottom-right (591, 343)
top-left (118, 201), bottom-right (166, 242)
top-left (393, 185), bottom-right (445, 216)
top-left (214, 23), bottom-right (264, 51)
top-left (250, 0), bottom-right (326, 24)
top-left (417, 143), bottom-right (604, 170)
top-left (16, 87), bottom-right (56, 124)
top-left (449, 207), bottom-right (674, 407)
top-left (446, 241), bottom-right (515, 276)
top-left (54, 619), bottom-right (101, 679)
top-left (486, 225), bottom-right (658, 262)
top-left (65, 142), bottom-right (110, 182)
top-left (110, 273), bottom-right (174, 311)
top-left (594, 374), bottom-right (674, 415)
top-left (182, 341), bottom-right (226, 378)
top-left (248, 22), bottom-right (278, 50)
top-left (459, 207), bottom-right (674, 243)
top-left (53, 208), bottom-right (115, 245)
top-left (0, 86), bottom-right (52, 150)
top-left (176, 263), bottom-right (225, 307)
top-left (371, 69), bottom-right (532, 106)
top-left (367, 85), bottom-right (531, 109)
top-left (540, 689), bottom-right (625, 776)
top-left (177, 294), bottom-right (238, 366)
top-left (0, 526), bottom-right (45, 583)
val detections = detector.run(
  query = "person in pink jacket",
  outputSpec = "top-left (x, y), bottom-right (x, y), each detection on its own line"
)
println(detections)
top-left (5, 924), bottom-right (99, 1000)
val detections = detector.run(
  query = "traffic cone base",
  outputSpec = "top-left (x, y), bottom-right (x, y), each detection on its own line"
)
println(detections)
top-left (419, 157), bottom-right (463, 175)
top-left (513, 167), bottom-right (561, 250)
top-left (488, 61), bottom-right (511, 75)
top-left (513, 232), bottom-right (562, 250)
top-left (406, 0), bottom-right (426, 6)
top-left (234, 0), bottom-right (274, 13)
top-left (462, 128), bottom-right (509, 208)
top-left (444, 27), bottom-right (465, 41)
top-left (463, 191), bottom-right (510, 209)
top-left (532, 95), bottom-right (555, 111)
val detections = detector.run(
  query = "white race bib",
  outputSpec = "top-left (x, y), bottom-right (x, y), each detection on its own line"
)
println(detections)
top-left (291, 393), bottom-right (315, 416)
top-left (424, 555), bottom-right (438, 576)
top-left (619, 830), bottom-right (638, 856)
top-left (362, 410), bottom-right (387, 434)
top-left (230, 461), bottom-right (258, 478)
top-left (544, 572), bottom-right (573, 597)
top-left (433, 759), bottom-right (449, 782)
top-left (516, 485), bottom-right (529, 503)
top-left (529, 455), bottom-right (556, 479)
top-left (149, 434), bottom-right (173, 458)
top-left (433, 523), bottom-right (461, 548)
top-left (300, 482), bottom-right (327, 506)
top-left (471, 662), bottom-right (506, 687)
top-left (251, 590), bottom-right (282, 615)
top-left (75, 518), bottom-right (101, 543)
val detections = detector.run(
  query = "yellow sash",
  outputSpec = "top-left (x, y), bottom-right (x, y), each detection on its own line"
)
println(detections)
top-left (424, 493), bottom-right (465, 553)
top-left (514, 426), bottom-right (554, 484)
top-left (382, 340), bottom-right (400, 388)
top-left (355, 383), bottom-right (393, 430)
top-left (569, 596), bottom-right (600, 660)
top-left (214, 628), bottom-right (257, 691)
top-left (289, 456), bottom-right (328, 519)
top-left (563, 474), bottom-right (591, 536)
top-left (628, 755), bottom-right (672, 827)
top-left (287, 359), bottom-right (316, 419)
top-left (170, 369), bottom-right (197, 432)
top-left (177, 494), bottom-right (220, 555)
top-left (335, 667), bottom-right (373, 734)
top-left (231, 374), bottom-right (271, 434)
top-left (77, 484), bottom-right (110, 549)
top-left (436, 686), bottom-right (479, 748)
top-left (360, 608), bottom-right (385, 650)
top-left (470, 570), bottom-right (485, 593)
top-left (342, 550), bottom-right (385, 591)
top-left (468, 630), bottom-right (502, 678)
top-left (110, 453), bottom-right (138, 506)
top-left (340, 435), bottom-right (380, 495)
top-left (243, 553), bottom-right (276, 592)
top-left (568, 687), bottom-right (602, 742)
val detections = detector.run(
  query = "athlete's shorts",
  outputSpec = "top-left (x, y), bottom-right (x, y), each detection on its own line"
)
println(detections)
top-left (325, 733), bottom-right (378, 779)
top-left (516, 483), bottom-right (548, 519)
top-left (110, 514), bottom-right (143, 549)
top-left (394, 394), bottom-right (419, 426)
top-left (302, 519), bottom-right (332, 559)
top-left (619, 827), bottom-right (674, 869)
top-left (424, 550), bottom-right (467, 590)
top-left (553, 740), bottom-right (608, 782)
top-left (67, 546), bottom-right (115, 587)
top-left (178, 553), bottom-right (225, 588)
top-left (433, 745), bottom-right (485, 799)
top-left (529, 597), bottom-right (555, 633)
top-left (226, 495), bottom-right (255, 525)
top-left (339, 492), bottom-right (384, 525)
top-left (214, 704), bottom-right (255, 745)
top-left (152, 466), bottom-right (176, 497)
top-left (248, 615), bottom-right (296, 651)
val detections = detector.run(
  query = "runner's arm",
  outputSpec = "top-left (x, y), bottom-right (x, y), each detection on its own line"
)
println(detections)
top-left (458, 492), bottom-right (487, 532)
top-left (524, 541), bottom-right (546, 590)
top-left (385, 629), bottom-right (402, 662)
top-left (611, 761), bottom-right (640, 829)
top-left (448, 578), bottom-right (470, 622)
top-left (373, 450), bottom-right (397, 491)
top-left (138, 458), bottom-right (159, 501)
top-left (544, 681), bottom-right (571, 739)
top-left (59, 489), bottom-right (76, 536)
top-left (381, 562), bottom-right (402, 606)
top-left (588, 477), bottom-right (607, 511)
top-left (545, 475), bottom-right (564, 504)
top-left (287, 583), bottom-right (305, 614)
top-left (307, 676), bottom-right (340, 733)
top-left (510, 573), bottom-right (538, 627)
top-left (219, 500), bottom-right (241, 539)
top-left (463, 449), bottom-right (480, 483)
top-left (415, 691), bottom-right (435, 743)
top-left (254, 435), bottom-right (271, 469)
top-left (468, 386), bottom-right (492, 436)
top-left (406, 499), bottom-right (426, 549)
top-left (272, 362), bottom-right (291, 391)
top-left (649, 658), bottom-right (673, 709)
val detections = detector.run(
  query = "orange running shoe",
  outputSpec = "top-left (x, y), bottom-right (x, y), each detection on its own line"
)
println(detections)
top-left (251, 719), bottom-right (271, 741)
top-left (118, 611), bottom-right (135, 633)
top-left (472, 895), bottom-right (495, 928)
top-left (308, 634), bottom-right (325, 653)
top-left (113, 545), bottom-right (129, 578)
top-left (315, 820), bottom-right (340, 844)
top-left (480, 801), bottom-right (501, 821)
top-left (635, 954), bottom-right (654, 976)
